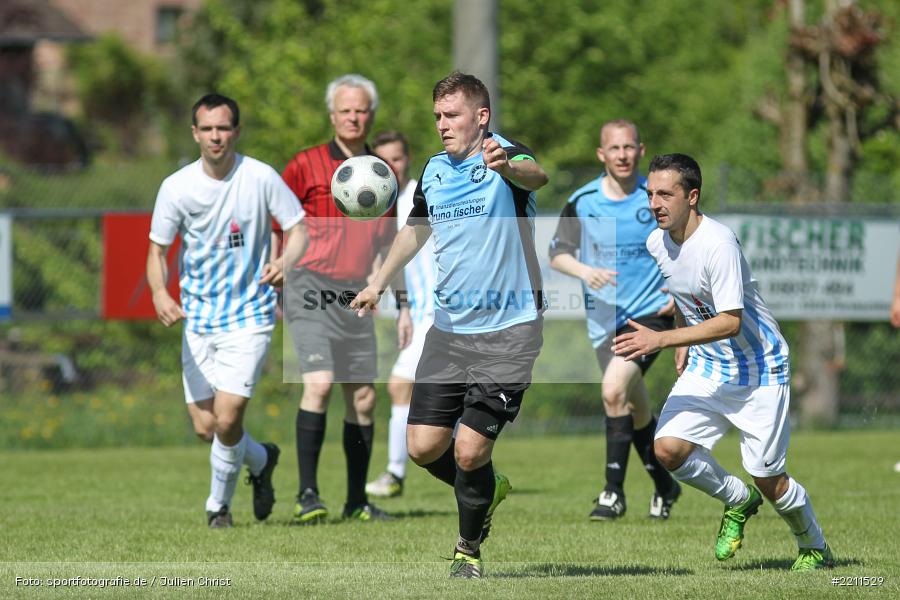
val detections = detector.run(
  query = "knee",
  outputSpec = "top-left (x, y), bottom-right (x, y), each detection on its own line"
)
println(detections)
top-left (302, 382), bottom-right (332, 407)
top-left (214, 412), bottom-right (241, 438)
top-left (654, 438), bottom-right (685, 471)
top-left (193, 426), bottom-right (214, 443)
top-left (408, 438), bottom-right (439, 466)
top-left (454, 445), bottom-right (489, 472)
top-left (602, 384), bottom-right (627, 413)
top-left (352, 386), bottom-right (376, 417)
top-left (387, 380), bottom-right (404, 401)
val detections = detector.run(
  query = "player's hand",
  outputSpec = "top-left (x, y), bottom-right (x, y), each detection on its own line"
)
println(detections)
top-left (349, 285), bottom-right (383, 317)
top-left (152, 290), bottom-right (186, 327)
top-left (482, 136), bottom-right (509, 174)
top-left (612, 319), bottom-right (662, 361)
top-left (581, 266), bottom-right (618, 289)
top-left (397, 308), bottom-right (412, 350)
top-left (657, 295), bottom-right (676, 317)
top-left (674, 346), bottom-right (689, 376)
top-left (259, 259), bottom-right (285, 287)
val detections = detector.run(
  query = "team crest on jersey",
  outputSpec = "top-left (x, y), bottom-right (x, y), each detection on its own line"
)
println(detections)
top-left (469, 164), bottom-right (487, 183)
top-left (228, 219), bottom-right (244, 248)
top-left (690, 294), bottom-right (715, 320)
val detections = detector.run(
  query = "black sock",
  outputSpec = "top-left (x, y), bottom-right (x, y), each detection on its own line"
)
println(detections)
top-left (296, 409), bottom-right (326, 495)
top-left (455, 460), bottom-right (495, 546)
top-left (605, 415), bottom-right (633, 493)
top-left (421, 441), bottom-right (457, 487)
top-left (633, 416), bottom-right (675, 495)
top-left (343, 421), bottom-right (374, 508)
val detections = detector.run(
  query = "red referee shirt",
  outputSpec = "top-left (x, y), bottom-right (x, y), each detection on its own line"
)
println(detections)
top-left (281, 140), bottom-right (396, 281)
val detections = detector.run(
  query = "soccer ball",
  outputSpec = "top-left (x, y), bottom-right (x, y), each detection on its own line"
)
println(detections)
top-left (330, 155), bottom-right (398, 221)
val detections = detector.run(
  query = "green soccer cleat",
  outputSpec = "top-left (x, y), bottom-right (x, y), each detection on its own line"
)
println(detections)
top-left (293, 488), bottom-right (328, 525)
top-left (791, 544), bottom-right (835, 571)
top-left (365, 471), bottom-right (404, 498)
top-left (449, 551), bottom-right (483, 579)
top-left (480, 472), bottom-right (511, 543)
top-left (342, 502), bottom-right (392, 522)
top-left (715, 484), bottom-right (763, 561)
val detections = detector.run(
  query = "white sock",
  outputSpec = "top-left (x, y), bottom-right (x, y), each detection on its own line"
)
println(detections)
top-left (242, 431), bottom-right (267, 476)
top-left (387, 404), bottom-right (410, 479)
top-left (773, 477), bottom-right (826, 549)
top-left (671, 447), bottom-right (748, 506)
top-left (206, 434), bottom-right (246, 512)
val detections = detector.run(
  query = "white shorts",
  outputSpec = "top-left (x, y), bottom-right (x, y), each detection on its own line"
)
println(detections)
top-left (181, 325), bottom-right (273, 403)
top-left (390, 319), bottom-right (432, 381)
top-left (655, 370), bottom-right (791, 477)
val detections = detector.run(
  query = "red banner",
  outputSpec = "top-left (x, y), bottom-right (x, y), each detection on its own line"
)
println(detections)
top-left (102, 213), bottom-right (180, 320)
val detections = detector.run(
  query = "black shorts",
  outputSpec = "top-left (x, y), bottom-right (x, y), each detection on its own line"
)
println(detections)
top-left (595, 314), bottom-right (675, 375)
top-left (283, 268), bottom-right (376, 382)
top-left (409, 318), bottom-right (543, 440)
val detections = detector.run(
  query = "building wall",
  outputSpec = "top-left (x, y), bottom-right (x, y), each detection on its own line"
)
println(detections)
top-left (49, 0), bottom-right (202, 54)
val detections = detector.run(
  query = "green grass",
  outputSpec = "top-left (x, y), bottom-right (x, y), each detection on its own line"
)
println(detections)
top-left (2, 431), bottom-right (898, 598)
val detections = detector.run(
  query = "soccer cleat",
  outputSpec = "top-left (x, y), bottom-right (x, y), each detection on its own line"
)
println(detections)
top-left (449, 551), bottom-right (483, 579)
top-left (206, 505), bottom-right (233, 529)
top-left (342, 502), bottom-right (392, 522)
top-left (590, 489), bottom-right (626, 521)
top-left (715, 484), bottom-right (763, 561)
top-left (649, 482), bottom-right (682, 520)
top-left (480, 472), bottom-right (511, 543)
top-left (293, 488), bottom-right (328, 525)
top-left (791, 544), bottom-right (835, 571)
top-left (365, 471), bottom-right (404, 498)
top-left (246, 443), bottom-right (280, 521)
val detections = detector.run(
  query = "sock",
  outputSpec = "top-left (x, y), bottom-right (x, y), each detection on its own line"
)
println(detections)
top-left (773, 477), bottom-right (826, 549)
top-left (633, 416), bottom-right (676, 495)
top-left (670, 447), bottom-right (748, 506)
top-left (422, 441), bottom-right (457, 486)
top-left (206, 434), bottom-right (246, 512)
top-left (296, 409), bottom-right (326, 494)
top-left (387, 404), bottom-right (410, 479)
top-left (343, 421), bottom-right (374, 508)
top-left (243, 431), bottom-right (267, 476)
top-left (605, 415), bottom-right (633, 492)
top-left (455, 460), bottom-right (495, 550)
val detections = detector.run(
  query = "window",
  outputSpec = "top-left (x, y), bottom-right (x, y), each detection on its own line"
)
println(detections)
top-left (156, 6), bottom-right (183, 44)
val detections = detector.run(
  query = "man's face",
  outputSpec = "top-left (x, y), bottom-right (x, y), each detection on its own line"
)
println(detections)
top-left (330, 86), bottom-right (373, 146)
top-left (374, 140), bottom-right (409, 182)
top-left (433, 91), bottom-right (489, 160)
top-left (597, 125), bottom-right (644, 180)
top-left (647, 169), bottom-right (697, 230)
top-left (191, 105), bottom-right (239, 164)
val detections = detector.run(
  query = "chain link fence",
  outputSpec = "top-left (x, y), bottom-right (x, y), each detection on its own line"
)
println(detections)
top-left (1, 162), bottom-right (898, 449)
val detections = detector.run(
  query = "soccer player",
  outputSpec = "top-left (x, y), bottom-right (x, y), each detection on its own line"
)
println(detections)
top-left (549, 119), bottom-right (680, 521)
top-left (352, 71), bottom-right (548, 579)
top-left (147, 93), bottom-right (307, 528)
top-left (365, 131), bottom-right (437, 499)
top-left (613, 153), bottom-right (833, 570)
top-left (280, 74), bottom-right (410, 524)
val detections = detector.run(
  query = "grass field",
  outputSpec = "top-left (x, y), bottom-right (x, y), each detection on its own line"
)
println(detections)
top-left (2, 430), bottom-right (898, 599)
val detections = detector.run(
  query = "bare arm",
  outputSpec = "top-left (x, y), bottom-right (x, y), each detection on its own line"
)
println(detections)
top-left (891, 254), bottom-right (900, 328)
top-left (613, 309), bottom-right (742, 362)
top-left (260, 222), bottom-right (308, 286)
top-left (350, 224), bottom-right (431, 315)
top-left (549, 253), bottom-right (618, 289)
top-left (146, 241), bottom-right (186, 327)
top-left (482, 137), bottom-right (548, 191)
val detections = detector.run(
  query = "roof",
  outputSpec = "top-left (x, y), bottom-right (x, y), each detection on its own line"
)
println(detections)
top-left (0, 0), bottom-right (91, 45)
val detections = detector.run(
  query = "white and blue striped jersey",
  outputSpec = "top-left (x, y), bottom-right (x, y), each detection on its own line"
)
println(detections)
top-left (396, 179), bottom-right (436, 325)
top-left (408, 133), bottom-right (545, 334)
top-left (646, 215), bottom-right (789, 386)
top-left (150, 154), bottom-right (304, 333)
top-left (549, 174), bottom-right (668, 347)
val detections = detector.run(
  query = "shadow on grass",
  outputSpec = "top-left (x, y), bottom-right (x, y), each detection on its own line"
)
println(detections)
top-left (491, 563), bottom-right (693, 578)
top-left (728, 557), bottom-right (861, 571)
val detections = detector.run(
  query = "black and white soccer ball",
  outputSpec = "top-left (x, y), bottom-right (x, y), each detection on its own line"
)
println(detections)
top-left (330, 155), bottom-right (398, 221)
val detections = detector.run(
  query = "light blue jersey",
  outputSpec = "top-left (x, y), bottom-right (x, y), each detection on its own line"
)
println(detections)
top-left (408, 133), bottom-right (544, 334)
top-left (549, 174), bottom-right (668, 347)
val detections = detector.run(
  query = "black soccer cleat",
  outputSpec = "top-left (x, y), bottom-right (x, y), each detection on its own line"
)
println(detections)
top-left (246, 443), bottom-right (280, 521)
top-left (649, 481), bottom-right (682, 520)
top-left (206, 505), bottom-right (233, 529)
top-left (590, 489), bottom-right (626, 521)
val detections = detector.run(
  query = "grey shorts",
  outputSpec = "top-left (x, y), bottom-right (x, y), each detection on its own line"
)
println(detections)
top-left (283, 268), bottom-right (377, 382)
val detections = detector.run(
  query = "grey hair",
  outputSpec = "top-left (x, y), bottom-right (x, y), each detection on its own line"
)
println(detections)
top-left (325, 74), bottom-right (379, 113)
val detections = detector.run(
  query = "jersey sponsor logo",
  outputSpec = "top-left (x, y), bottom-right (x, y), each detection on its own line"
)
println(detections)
top-left (770, 365), bottom-right (785, 374)
top-left (428, 197), bottom-right (487, 224)
top-left (469, 163), bottom-right (487, 183)
top-left (636, 207), bottom-right (653, 224)
top-left (227, 219), bottom-right (244, 249)
top-left (690, 294), bottom-right (716, 320)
